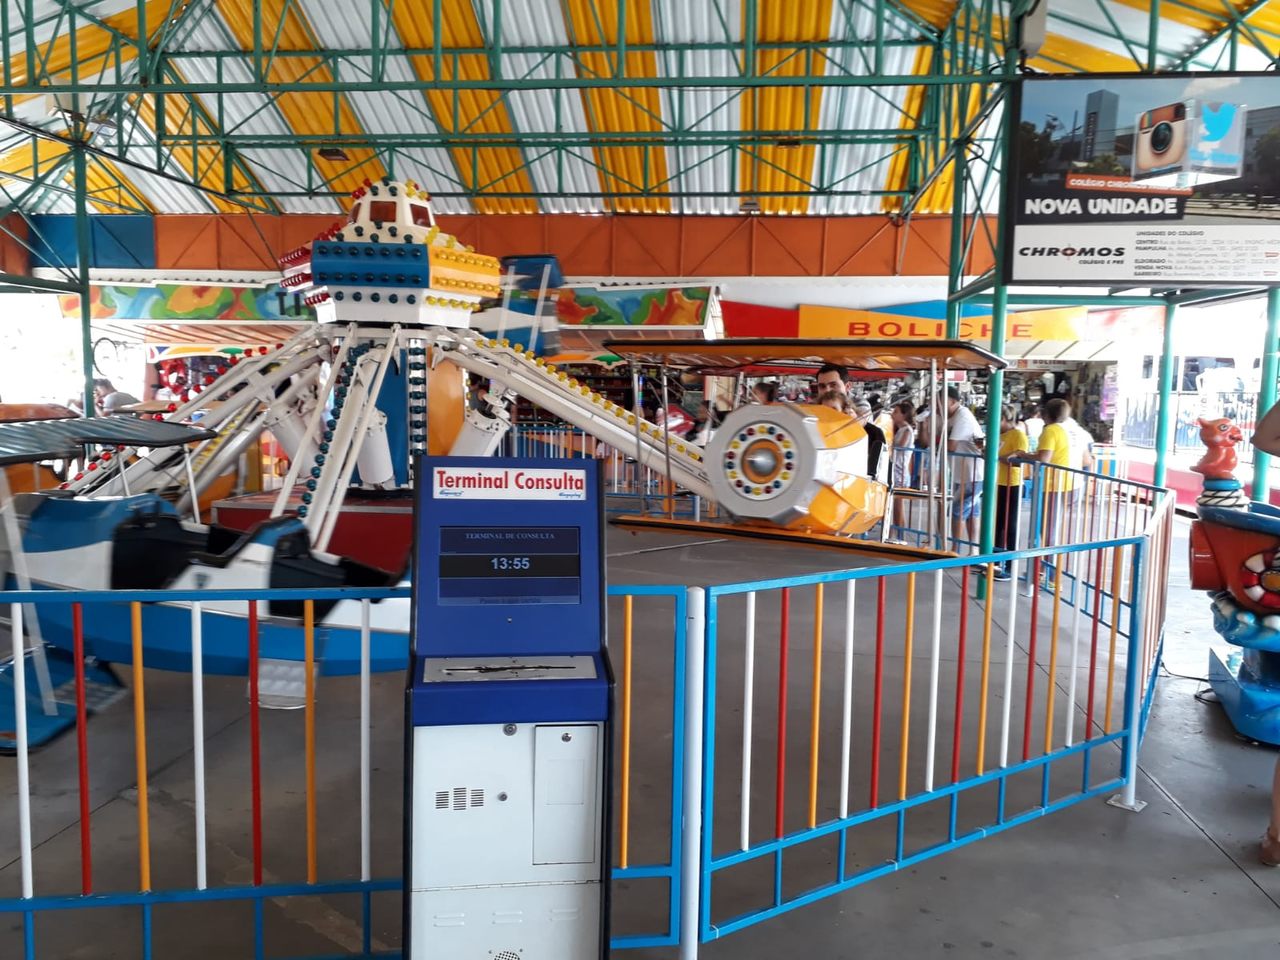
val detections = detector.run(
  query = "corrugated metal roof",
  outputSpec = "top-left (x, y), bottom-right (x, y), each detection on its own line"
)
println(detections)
top-left (299, 0), bottom-right (475, 214)
top-left (811, 0), bottom-right (918, 215)
top-left (180, 12), bottom-right (340, 213)
top-left (1048, 0), bottom-right (1206, 70)
top-left (20, 0), bottom-right (136, 39)
top-left (0, 0), bottom-right (1272, 218)
top-left (112, 121), bottom-right (219, 214)
top-left (562, 0), bottom-right (672, 213)
top-left (501, 0), bottom-right (604, 214)
top-left (212, 0), bottom-right (389, 197)
top-left (385, 0), bottom-right (540, 213)
top-left (654, 0), bottom-right (739, 215)
top-left (8, 0), bottom-right (145, 84)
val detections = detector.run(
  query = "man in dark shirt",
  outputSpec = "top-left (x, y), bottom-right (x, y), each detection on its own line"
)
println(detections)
top-left (852, 398), bottom-right (887, 480)
top-left (815, 362), bottom-right (848, 400)
top-left (814, 363), bottom-right (883, 479)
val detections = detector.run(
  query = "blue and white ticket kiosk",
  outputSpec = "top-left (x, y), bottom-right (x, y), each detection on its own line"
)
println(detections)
top-left (406, 456), bottom-right (612, 960)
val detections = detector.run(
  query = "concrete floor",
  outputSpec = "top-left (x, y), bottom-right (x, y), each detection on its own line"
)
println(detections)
top-left (3, 517), bottom-right (1280, 959)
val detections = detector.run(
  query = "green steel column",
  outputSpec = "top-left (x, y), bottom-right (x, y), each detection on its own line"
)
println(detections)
top-left (975, 66), bottom-right (1016, 563)
top-left (1253, 287), bottom-right (1280, 500)
top-left (73, 144), bottom-right (95, 417)
top-left (1146, 0), bottom-right (1161, 72)
top-left (945, 140), bottom-right (968, 339)
top-left (978, 283), bottom-right (1007, 555)
top-left (1152, 300), bottom-right (1178, 488)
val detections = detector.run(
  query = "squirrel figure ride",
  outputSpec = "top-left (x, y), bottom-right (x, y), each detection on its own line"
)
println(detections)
top-left (1191, 417), bottom-right (1244, 481)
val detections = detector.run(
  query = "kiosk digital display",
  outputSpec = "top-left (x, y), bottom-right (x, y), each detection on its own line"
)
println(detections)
top-left (438, 526), bottom-right (581, 605)
top-left (413, 457), bottom-right (603, 657)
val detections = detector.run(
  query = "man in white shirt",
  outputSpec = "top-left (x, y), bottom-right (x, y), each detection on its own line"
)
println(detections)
top-left (1023, 404), bottom-right (1044, 451)
top-left (1063, 416), bottom-right (1095, 472)
top-left (943, 386), bottom-right (984, 554)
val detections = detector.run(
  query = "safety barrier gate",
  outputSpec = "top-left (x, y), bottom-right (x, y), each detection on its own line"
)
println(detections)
top-left (695, 474), bottom-right (1171, 942)
top-left (0, 469), bottom-right (1171, 958)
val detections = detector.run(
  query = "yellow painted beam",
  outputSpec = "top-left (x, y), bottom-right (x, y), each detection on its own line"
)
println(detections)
top-left (130, 92), bottom-right (258, 213)
top-left (740, 0), bottom-right (835, 214)
top-left (390, 0), bottom-right (538, 214)
top-left (3, 0), bottom-right (173, 87)
top-left (216, 0), bottom-right (385, 198)
top-left (563, 0), bottom-right (670, 213)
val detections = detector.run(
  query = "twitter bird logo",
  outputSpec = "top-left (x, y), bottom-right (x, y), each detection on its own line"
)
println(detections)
top-left (1201, 103), bottom-right (1238, 142)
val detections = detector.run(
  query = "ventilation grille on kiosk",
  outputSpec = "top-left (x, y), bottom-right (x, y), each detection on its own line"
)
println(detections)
top-left (434, 787), bottom-right (485, 811)
top-left (494, 952), bottom-right (521, 960)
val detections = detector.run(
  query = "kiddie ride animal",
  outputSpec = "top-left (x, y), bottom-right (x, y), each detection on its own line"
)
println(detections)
top-left (1188, 418), bottom-right (1280, 743)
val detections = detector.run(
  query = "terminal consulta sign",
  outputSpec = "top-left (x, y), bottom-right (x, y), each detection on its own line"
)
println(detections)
top-left (797, 304), bottom-right (1164, 341)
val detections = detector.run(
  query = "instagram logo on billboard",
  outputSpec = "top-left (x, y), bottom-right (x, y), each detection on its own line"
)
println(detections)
top-left (1133, 102), bottom-right (1187, 180)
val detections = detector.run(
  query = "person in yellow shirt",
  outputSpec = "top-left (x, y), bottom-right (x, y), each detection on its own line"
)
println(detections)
top-left (994, 404), bottom-right (1028, 581)
top-left (1023, 397), bottom-right (1074, 543)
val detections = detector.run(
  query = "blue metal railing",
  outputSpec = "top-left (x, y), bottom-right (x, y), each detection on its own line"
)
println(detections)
top-left (0, 582), bottom-right (690, 958)
top-left (695, 511), bottom-right (1164, 941)
top-left (0, 462), bottom-right (1173, 958)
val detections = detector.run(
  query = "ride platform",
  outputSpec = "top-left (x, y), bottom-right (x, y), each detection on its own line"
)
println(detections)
top-left (0, 646), bottom-right (124, 753)
top-left (609, 514), bottom-right (953, 562)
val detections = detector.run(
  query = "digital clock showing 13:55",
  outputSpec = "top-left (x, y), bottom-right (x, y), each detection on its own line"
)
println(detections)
top-left (490, 556), bottom-right (530, 571)
top-left (438, 526), bottom-right (581, 605)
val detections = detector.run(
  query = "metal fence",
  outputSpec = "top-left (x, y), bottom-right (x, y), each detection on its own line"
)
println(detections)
top-left (0, 467), bottom-right (1172, 958)
top-left (503, 422), bottom-right (709, 518)
top-left (695, 476), bottom-right (1170, 942)
top-left (0, 584), bottom-right (691, 958)
top-left (1122, 391), bottom-right (1261, 461)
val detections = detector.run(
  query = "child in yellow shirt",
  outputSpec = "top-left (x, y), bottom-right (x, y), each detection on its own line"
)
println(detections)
top-left (994, 404), bottom-right (1028, 580)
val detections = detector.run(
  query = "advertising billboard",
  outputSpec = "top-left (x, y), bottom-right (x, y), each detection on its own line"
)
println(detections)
top-left (1007, 73), bottom-right (1280, 286)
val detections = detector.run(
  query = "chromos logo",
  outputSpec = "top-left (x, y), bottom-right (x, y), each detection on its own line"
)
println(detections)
top-left (1017, 246), bottom-right (1126, 257)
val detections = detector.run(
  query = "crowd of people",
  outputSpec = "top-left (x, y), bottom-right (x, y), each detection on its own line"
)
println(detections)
top-left (691, 366), bottom-right (1099, 562)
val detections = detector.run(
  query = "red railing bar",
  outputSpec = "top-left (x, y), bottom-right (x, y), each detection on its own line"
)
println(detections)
top-left (951, 566), bottom-right (970, 784)
top-left (774, 588), bottom-right (790, 840)
top-left (248, 601), bottom-right (263, 887)
top-left (869, 578), bottom-right (886, 809)
top-left (73, 603), bottom-right (91, 895)
top-left (1022, 557), bottom-right (1040, 762)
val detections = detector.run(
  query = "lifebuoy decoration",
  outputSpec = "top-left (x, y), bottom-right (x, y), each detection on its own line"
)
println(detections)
top-left (1241, 550), bottom-right (1280, 609)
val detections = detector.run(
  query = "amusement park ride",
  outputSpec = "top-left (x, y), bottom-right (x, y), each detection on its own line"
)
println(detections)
top-left (1189, 418), bottom-right (1280, 744)
top-left (0, 179), bottom-right (1004, 697)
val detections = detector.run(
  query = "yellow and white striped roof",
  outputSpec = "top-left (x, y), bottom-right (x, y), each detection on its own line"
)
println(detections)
top-left (2, 0), bottom-right (1276, 216)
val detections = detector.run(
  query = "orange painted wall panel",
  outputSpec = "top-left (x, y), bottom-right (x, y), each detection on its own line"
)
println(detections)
top-left (681, 218), bottom-right (754, 276)
top-left (898, 219), bottom-right (953, 276)
top-left (154, 216), bottom-right (220, 270)
top-left (280, 216), bottom-right (338, 256)
top-left (612, 217), bottom-right (682, 277)
top-left (823, 217), bottom-right (897, 276)
top-left (543, 218), bottom-right (615, 277)
top-left (216, 216), bottom-right (281, 271)
top-left (115, 213), bottom-right (999, 278)
top-left (751, 218), bottom-right (827, 276)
